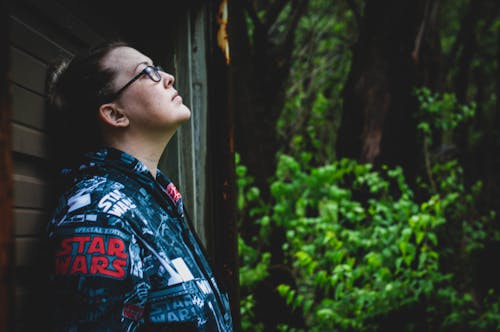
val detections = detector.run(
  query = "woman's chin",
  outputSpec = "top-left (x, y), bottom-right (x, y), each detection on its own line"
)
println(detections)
top-left (179, 105), bottom-right (192, 121)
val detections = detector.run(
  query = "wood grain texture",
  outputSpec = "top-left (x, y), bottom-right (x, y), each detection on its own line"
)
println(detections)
top-left (10, 46), bottom-right (46, 94)
top-left (11, 123), bottom-right (48, 158)
top-left (11, 84), bottom-right (45, 130)
top-left (14, 209), bottom-right (47, 236)
top-left (13, 174), bottom-right (49, 209)
top-left (9, 15), bottom-right (72, 63)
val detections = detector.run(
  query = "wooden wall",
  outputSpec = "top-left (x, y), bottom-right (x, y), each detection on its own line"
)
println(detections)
top-left (9, 2), bottom-right (100, 329)
top-left (6, 0), bottom-right (211, 329)
top-left (166, 5), bottom-right (210, 244)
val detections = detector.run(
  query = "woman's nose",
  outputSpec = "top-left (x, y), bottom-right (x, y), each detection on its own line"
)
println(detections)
top-left (163, 72), bottom-right (175, 88)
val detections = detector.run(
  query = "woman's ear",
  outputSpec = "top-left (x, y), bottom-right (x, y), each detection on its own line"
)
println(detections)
top-left (98, 103), bottom-right (129, 128)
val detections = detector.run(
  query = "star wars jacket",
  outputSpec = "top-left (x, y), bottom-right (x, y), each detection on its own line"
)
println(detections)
top-left (47, 147), bottom-right (233, 331)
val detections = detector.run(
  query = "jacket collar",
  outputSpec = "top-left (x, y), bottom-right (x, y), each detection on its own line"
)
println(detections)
top-left (65, 147), bottom-right (185, 217)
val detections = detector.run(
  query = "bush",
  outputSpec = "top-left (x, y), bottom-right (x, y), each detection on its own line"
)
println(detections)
top-left (237, 89), bottom-right (500, 331)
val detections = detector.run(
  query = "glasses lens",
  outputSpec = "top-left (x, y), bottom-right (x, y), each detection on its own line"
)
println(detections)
top-left (145, 66), bottom-right (162, 82)
top-left (149, 66), bottom-right (161, 82)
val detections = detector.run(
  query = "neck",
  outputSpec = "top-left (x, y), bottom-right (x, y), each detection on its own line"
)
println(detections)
top-left (127, 146), bottom-right (162, 178)
top-left (105, 132), bottom-right (174, 178)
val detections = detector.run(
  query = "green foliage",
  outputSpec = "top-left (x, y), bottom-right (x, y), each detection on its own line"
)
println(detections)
top-left (439, 0), bottom-right (469, 55)
top-left (238, 89), bottom-right (500, 331)
top-left (416, 87), bottom-right (475, 133)
top-left (236, 153), bottom-right (272, 330)
top-left (415, 87), bottom-right (476, 146)
top-left (237, 0), bottom-right (500, 329)
top-left (243, 155), bottom-right (444, 331)
top-left (437, 0), bottom-right (499, 152)
top-left (277, 0), bottom-right (357, 164)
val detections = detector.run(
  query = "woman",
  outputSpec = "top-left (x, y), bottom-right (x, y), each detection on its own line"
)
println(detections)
top-left (47, 42), bottom-right (233, 331)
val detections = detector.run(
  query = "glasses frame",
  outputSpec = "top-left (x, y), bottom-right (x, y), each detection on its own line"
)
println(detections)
top-left (109, 65), bottom-right (163, 101)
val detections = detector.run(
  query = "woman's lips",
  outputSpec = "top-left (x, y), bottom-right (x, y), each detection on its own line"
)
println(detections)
top-left (172, 91), bottom-right (182, 103)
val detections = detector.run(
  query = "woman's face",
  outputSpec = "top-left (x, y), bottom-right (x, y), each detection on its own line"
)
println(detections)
top-left (102, 46), bottom-right (191, 135)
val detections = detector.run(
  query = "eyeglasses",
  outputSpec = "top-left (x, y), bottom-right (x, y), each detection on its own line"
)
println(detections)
top-left (111, 65), bottom-right (164, 100)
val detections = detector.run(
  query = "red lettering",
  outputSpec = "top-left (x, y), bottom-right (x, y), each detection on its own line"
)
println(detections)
top-left (53, 234), bottom-right (129, 279)
top-left (90, 256), bottom-right (109, 274)
top-left (167, 183), bottom-right (182, 203)
top-left (122, 304), bottom-right (144, 320)
top-left (55, 256), bottom-right (71, 274)
top-left (73, 236), bottom-right (91, 254)
top-left (108, 238), bottom-right (127, 258)
top-left (87, 236), bottom-right (105, 255)
top-left (108, 259), bottom-right (127, 279)
top-left (56, 238), bottom-right (73, 256)
top-left (70, 255), bottom-right (88, 274)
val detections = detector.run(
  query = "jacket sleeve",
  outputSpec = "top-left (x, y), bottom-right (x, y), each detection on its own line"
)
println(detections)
top-left (48, 215), bottom-right (150, 332)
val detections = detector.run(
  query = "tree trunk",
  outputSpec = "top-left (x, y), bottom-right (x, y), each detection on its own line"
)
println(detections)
top-left (337, 0), bottom-right (426, 178)
top-left (452, 0), bottom-right (481, 103)
top-left (230, 0), bottom-right (307, 197)
top-left (229, 1), bottom-right (308, 329)
top-left (497, 20), bottom-right (500, 131)
top-left (452, 0), bottom-right (499, 150)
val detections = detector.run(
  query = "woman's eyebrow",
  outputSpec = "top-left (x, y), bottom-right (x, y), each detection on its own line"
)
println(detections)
top-left (134, 61), bottom-right (152, 72)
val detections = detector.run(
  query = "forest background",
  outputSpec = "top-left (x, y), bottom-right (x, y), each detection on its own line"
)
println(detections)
top-left (228, 0), bottom-right (500, 331)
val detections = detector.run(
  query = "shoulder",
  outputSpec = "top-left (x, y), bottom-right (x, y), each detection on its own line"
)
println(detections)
top-left (49, 174), bottom-right (138, 230)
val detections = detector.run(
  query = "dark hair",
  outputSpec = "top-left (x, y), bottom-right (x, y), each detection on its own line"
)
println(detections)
top-left (47, 41), bottom-right (128, 169)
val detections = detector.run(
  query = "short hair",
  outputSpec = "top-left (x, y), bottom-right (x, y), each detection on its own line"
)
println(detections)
top-left (46, 41), bottom-right (128, 170)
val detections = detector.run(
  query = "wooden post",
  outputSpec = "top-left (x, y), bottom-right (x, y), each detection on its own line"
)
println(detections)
top-left (0, 0), bottom-right (14, 330)
top-left (207, 0), bottom-right (240, 329)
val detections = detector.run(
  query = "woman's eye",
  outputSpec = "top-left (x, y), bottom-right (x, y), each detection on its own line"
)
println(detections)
top-left (142, 67), bottom-right (154, 77)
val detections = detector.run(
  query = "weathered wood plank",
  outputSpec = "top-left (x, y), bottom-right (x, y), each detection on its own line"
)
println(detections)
top-left (12, 152), bottom-right (48, 178)
top-left (15, 237), bottom-right (44, 268)
top-left (8, 2), bottom-right (103, 330)
top-left (9, 46), bottom-right (47, 95)
top-left (13, 174), bottom-right (48, 209)
top-left (11, 84), bottom-right (46, 130)
top-left (15, 0), bottom-right (105, 49)
top-left (190, 6), bottom-right (209, 243)
top-left (11, 123), bottom-right (48, 158)
top-left (9, 15), bottom-right (72, 64)
top-left (14, 286), bottom-right (26, 322)
top-left (175, 10), bottom-right (198, 239)
top-left (15, 281), bottom-right (49, 328)
top-left (14, 208), bottom-right (47, 236)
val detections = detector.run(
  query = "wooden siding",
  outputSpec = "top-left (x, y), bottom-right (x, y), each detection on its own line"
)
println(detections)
top-left (169, 6), bottom-right (210, 243)
top-left (9, 9), bottom-right (79, 331)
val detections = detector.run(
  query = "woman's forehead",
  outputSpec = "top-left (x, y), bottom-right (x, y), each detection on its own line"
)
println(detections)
top-left (104, 46), bottom-right (152, 73)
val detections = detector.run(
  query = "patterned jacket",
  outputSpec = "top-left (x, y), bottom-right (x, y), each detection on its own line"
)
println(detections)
top-left (47, 147), bottom-right (233, 331)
